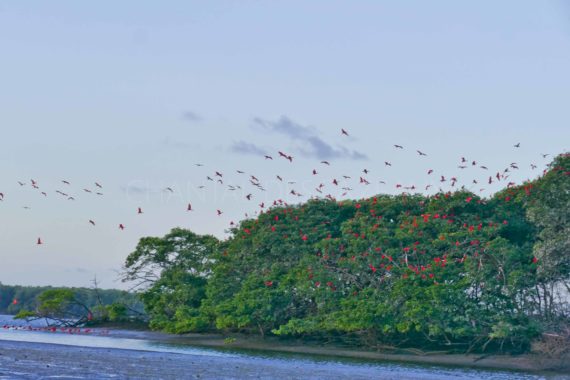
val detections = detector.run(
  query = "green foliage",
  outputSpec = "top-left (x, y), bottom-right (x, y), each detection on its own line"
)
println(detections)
top-left (123, 228), bottom-right (219, 333)
top-left (123, 154), bottom-right (570, 354)
top-left (0, 283), bottom-right (143, 317)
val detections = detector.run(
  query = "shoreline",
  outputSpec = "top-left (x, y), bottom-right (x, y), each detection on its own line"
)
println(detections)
top-left (102, 328), bottom-right (570, 374)
top-left (4, 339), bottom-right (553, 380)
top-left (2, 321), bottom-right (569, 377)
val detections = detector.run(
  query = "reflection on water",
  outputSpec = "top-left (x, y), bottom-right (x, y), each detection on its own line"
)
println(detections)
top-left (0, 315), bottom-right (553, 379)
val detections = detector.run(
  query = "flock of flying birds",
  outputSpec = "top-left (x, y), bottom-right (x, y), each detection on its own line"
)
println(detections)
top-left (0, 128), bottom-right (555, 246)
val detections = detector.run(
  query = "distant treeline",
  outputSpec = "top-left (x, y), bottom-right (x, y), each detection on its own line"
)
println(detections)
top-left (0, 283), bottom-right (142, 317)
top-left (122, 153), bottom-right (570, 355)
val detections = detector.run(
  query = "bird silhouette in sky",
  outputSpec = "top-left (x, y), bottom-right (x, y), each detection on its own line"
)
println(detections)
top-left (8, 126), bottom-right (556, 261)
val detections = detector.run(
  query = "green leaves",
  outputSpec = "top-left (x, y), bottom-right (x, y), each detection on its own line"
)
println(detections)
top-left (122, 153), bottom-right (569, 353)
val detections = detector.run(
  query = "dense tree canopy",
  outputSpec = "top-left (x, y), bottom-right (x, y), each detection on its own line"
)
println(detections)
top-left (124, 154), bottom-right (569, 353)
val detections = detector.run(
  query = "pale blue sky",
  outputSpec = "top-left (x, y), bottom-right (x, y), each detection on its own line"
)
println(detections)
top-left (0, 1), bottom-right (569, 289)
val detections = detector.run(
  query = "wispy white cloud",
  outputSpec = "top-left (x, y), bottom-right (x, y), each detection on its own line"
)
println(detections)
top-left (253, 116), bottom-right (367, 161)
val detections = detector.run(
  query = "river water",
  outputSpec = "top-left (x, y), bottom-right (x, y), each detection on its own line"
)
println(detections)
top-left (0, 315), bottom-right (563, 379)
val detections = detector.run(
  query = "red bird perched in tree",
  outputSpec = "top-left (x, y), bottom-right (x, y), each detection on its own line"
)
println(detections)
top-left (138, 207), bottom-right (143, 214)
top-left (187, 203), bottom-right (193, 211)
top-left (341, 128), bottom-right (349, 136)
top-left (465, 197), bottom-right (473, 203)
top-left (37, 237), bottom-right (43, 245)
top-left (119, 224), bottom-right (125, 230)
